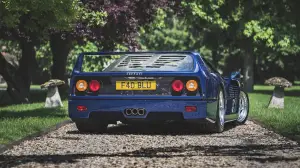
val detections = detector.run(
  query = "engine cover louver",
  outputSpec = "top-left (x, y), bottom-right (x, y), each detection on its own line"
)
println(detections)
top-left (115, 55), bottom-right (193, 69)
top-left (117, 55), bottom-right (153, 68)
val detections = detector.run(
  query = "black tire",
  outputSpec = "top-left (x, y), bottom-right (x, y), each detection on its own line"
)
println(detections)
top-left (75, 120), bottom-right (108, 133)
top-left (235, 90), bottom-right (249, 125)
top-left (215, 87), bottom-right (225, 133)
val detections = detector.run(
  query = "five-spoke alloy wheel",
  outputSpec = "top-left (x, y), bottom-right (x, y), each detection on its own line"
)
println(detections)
top-left (236, 91), bottom-right (249, 124)
top-left (215, 88), bottom-right (226, 133)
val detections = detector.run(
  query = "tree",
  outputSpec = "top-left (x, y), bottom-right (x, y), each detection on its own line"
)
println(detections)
top-left (138, 9), bottom-right (214, 66)
top-left (49, 0), bottom-right (174, 91)
top-left (175, 0), bottom-right (300, 92)
top-left (0, 0), bottom-right (79, 102)
top-left (1, 0), bottom-right (174, 103)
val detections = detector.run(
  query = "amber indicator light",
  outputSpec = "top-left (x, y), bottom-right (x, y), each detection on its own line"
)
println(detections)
top-left (76, 80), bottom-right (88, 91)
top-left (186, 80), bottom-right (198, 92)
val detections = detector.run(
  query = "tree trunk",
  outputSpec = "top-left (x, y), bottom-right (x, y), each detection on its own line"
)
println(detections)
top-left (242, 40), bottom-right (254, 92)
top-left (255, 53), bottom-right (264, 84)
top-left (241, 0), bottom-right (254, 93)
top-left (0, 52), bottom-right (29, 104)
top-left (212, 50), bottom-right (218, 68)
top-left (50, 33), bottom-right (72, 94)
top-left (16, 39), bottom-right (38, 101)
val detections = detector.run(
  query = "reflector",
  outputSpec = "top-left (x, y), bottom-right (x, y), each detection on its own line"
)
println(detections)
top-left (77, 105), bottom-right (87, 111)
top-left (185, 106), bottom-right (197, 112)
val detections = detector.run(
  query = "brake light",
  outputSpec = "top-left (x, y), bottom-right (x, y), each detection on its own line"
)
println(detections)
top-left (89, 80), bottom-right (100, 92)
top-left (186, 80), bottom-right (198, 92)
top-left (76, 80), bottom-right (88, 91)
top-left (172, 80), bottom-right (184, 92)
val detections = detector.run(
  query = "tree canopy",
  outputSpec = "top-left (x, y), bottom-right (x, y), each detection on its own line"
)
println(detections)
top-left (170, 0), bottom-right (300, 91)
top-left (0, 0), bottom-right (175, 103)
top-left (1, 0), bottom-right (300, 105)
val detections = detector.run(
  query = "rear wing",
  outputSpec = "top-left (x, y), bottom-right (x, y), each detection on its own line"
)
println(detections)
top-left (72, 51), bottom-right (200, 75)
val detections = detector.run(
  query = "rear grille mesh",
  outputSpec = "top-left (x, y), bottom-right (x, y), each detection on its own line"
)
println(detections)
top-left (229, 85), bottom-right (240, 99)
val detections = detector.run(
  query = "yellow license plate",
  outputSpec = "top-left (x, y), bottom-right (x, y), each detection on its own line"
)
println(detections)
top-left (116, 81), bottom-right (156, 90)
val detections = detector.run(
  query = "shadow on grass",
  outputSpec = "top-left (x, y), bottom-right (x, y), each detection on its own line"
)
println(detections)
top-left (29, 90), bottom-right (69, 103)
top-left (0, 89), bottom-right (46, 104)
top-left (252, 89), bottom-right (300, 97)
top-left (28, 90), bottom-right (47, 103)
top-left (0, 89), bottom-right (68, 107)
top-left (0, 143), bottom-right (299, 166)
top-left (0, 107), bottom-right (66, 119)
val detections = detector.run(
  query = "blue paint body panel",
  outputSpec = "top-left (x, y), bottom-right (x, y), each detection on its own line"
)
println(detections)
top-left (68, 51), bottom-right (244, 123)
top-left (69, 99), bottom-right (209, 119)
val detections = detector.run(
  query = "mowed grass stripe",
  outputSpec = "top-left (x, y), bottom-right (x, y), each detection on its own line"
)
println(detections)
top-left (249, 85), bottom-right (300, 137)
top-left (0, 101), bottom-right (68, 144)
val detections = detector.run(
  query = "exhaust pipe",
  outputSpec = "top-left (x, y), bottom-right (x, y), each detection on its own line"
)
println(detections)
top-left (138, 108), bottom-right (145, 115)
top-left (132, 108), bottom-right (138, 115)
top-left (125, 108), bottom-right (132, 116)
top-left (125, 108), bottom-right (146, 116)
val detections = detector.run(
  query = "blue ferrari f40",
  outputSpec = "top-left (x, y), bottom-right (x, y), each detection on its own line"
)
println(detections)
top-left (68, 51), bottom-right (249, 133)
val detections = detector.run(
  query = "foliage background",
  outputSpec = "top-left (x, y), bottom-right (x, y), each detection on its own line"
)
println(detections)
top-left (1, 1), bottom-right (300, 85)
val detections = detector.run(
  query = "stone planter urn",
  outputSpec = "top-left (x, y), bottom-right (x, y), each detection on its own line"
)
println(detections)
top-left (41, 79), bottom-right (65, 108)
top-left (265, 77), bottom-right (292, 109)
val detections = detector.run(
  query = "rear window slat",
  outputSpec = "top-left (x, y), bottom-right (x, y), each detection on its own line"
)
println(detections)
top-left (82, 53), bottom-right (195, 72)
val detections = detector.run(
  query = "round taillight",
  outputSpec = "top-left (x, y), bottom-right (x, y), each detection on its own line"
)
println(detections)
top-left (186, 80), bottom-right (198, 92)
top-left (76, 80), bottom-right (88, 91)
top-left (89, 80), bottom-right (100, 92)
top-left (172, 80), bottom-right (184, 92)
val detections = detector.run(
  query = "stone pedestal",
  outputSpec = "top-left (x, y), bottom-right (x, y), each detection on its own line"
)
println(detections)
top-left (45, 86), bottom-right (63, 108)
top-left (268, 86), bottom-right (284, 109)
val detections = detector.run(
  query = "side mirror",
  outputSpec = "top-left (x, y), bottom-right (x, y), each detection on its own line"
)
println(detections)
top-left (230, 71), bottom-right (241, 79)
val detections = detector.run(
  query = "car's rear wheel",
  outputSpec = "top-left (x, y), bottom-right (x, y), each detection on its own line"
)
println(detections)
top-left (75, 120), bottom-right (108, 133)
top-left (215, 88), bottom-right (225, 133)
top-left (236, 91), bottom-right (249, 124)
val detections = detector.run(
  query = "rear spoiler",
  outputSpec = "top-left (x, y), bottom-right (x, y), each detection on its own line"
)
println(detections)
top-left (72, 51), bottom-right (199, 75)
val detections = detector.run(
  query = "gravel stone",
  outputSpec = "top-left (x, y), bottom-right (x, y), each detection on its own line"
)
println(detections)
top-left (1, 121), bottom-right (300, 168)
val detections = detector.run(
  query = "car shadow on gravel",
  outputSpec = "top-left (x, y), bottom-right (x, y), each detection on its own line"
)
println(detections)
top-left (67, 122), bottom-right (237, 135)
top-left (1, 143), bottom-right (299, 167)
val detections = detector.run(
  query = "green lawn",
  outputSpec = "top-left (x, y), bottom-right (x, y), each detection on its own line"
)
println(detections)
top-left (0, 89), bottom-right (68, 145)
top-left (0, 84), bottom-right (41, 90)
top-left (249, 85), bottom-right (300, 138)
top-left (0, 87), bottom-right (70, 145)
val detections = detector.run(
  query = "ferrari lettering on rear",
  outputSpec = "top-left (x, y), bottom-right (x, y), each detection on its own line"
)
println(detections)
top-left (126, 72), bottom-right (143, 76)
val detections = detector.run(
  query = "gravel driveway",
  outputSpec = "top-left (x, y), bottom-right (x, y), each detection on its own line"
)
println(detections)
top-left (1, 121), bottom-right (300, 168)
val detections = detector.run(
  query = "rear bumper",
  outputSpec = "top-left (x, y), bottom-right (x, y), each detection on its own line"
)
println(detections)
top-left (68, 97), bottom-right (217, 123)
